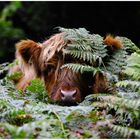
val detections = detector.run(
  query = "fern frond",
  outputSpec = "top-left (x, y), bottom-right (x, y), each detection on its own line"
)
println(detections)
top-left (93, 48), bottom-right (108, 58)
top-left (61, 63), bottom-right (101, 75)
top-left (124, 67), bottom-right (140, 80)
top-left (66, 43), bottom-right (92, 51)
top-left (109, 124), bottom-right (140, 138)
top-left (61, 27), bottom-right (108, 61)
top-left (90, 94), bottom-right (140, 110)
top-left (116, 80), bottom-right (140, 91)
top-left (121, 99), bottom-right (140, 109)
top-left (119, 37), bottom-right (139, 53)
top-left (123, 53), bottom-right (140, 80)
top-left (59, 27), bottom-right (92, 40)
top-left (117, 91), bottom-right (140, 99)
top-left (63, 49), bottom-right (102, 65)
top-left (106, 49), bottom-right (127, 74)
top-left (127, 52), bottom-right (140, 66)
top-left (92, 34), bottom-right (104, 46)
top-left (91, 34), bottom-right (107, 55)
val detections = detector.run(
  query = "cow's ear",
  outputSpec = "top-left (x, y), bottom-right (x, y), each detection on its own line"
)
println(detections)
top-left (16, 39), bottom-right (42, 64)
top-left (92, 73), bottom-right (109, 93)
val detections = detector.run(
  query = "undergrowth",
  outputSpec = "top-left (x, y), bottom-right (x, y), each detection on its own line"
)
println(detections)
top-left (0, 76), bottom-right (98, 138)
top-left (0, 28), bottom-right (140, 138)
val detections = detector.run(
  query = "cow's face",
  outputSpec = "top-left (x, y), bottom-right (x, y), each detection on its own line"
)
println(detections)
top-left (40, 53), bottom-right (90, 105)
top-left (16, 33), bottom-right (91, 105)
top-left (15, 33), bottom-right (109, 105)
top-left (39, 33), bottom-right (92, 105)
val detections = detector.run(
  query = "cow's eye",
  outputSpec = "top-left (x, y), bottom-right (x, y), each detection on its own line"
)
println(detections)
top-left (47, 64), bottom-right (55, 71)
top-left (44, 64), bottom-right (55, 75)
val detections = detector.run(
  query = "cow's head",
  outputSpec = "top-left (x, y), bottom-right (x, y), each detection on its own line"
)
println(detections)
top-left (15, 30), bottom-right (124, 105)
top-left (16, 33), bottom-right (94, 105)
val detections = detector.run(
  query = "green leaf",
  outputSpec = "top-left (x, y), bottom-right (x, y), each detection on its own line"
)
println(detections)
top-left (61, 63), bottom-right (101, 75)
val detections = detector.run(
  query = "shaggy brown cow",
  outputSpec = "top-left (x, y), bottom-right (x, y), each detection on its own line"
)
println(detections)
top-left (10, 32), bottom-right (123, 105)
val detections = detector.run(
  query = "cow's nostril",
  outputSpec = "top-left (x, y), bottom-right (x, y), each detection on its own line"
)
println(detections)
top-left (61, 92), bottom-right (65, 98)
top-left (60, 89), bottom-right (77, 101)
top-left (72, 92), bottom-right (76, 99)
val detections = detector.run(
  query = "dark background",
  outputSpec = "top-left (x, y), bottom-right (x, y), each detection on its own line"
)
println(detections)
top-left (0, 1), bottom-right (140, 63)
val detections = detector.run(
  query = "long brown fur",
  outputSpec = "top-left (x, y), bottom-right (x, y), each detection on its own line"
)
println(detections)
top-left (13, 40), bottom-right (42, 90)
top-left (104, 34), bottom-right (123, 50)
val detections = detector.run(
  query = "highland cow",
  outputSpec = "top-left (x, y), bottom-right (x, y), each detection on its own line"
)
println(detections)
top-left (10, 31), bottom-right (122, 105)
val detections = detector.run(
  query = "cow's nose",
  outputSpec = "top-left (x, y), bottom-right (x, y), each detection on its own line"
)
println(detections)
top-left (60, 89), bottom-right (77, 101)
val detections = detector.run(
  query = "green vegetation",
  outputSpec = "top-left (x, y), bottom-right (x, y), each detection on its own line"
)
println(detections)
top-left (0, 2), bottom-right (25, 61)
top-left (0, 28), bottom-right (140, 138)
